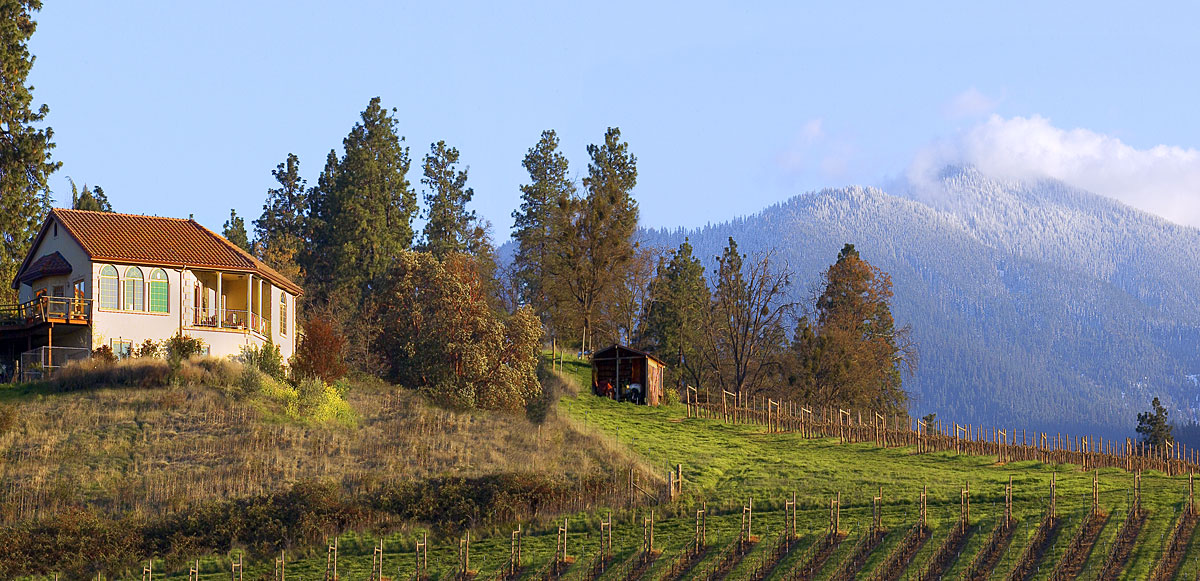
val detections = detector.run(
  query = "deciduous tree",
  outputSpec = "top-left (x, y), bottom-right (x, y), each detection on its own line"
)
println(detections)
top-left (376, 250), bottom-right (543, 411)
top-left (703, 237), bottom-right (793, 396)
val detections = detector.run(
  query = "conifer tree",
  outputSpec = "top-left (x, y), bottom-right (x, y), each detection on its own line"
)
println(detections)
top-left (254, 153), bottom-right (307, 282)
top-left (68, 178), bottom-right (112, 212)
top-left (512, 130), bottom-right (574, 323)
top-left (1137, 397), bottom-right (1173, 448)
top-left (303, 97), bottom-right (417, 310)
top-left (788, 244), bottom-right (913, 412)
top-left (546, 127), bottom-right (638, 352)
top-left (222, 209), bottom-right (251, 252)
top-left (643, 239), bottom-right (711, 388)
top-left (420, 140), bottom-right (475, 259)
top-left (0, 0), bottom-right (58, 303)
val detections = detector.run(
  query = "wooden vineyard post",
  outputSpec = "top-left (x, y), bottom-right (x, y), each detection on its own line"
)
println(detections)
top-left (801, 406), bottom-right (812, 438)
top-left (1135, 471), bottom-right (1142, 510)
top-left (916, 418), bottom-right (926, 454)
top-left (872, 488), bottom-right (882, 533)
top-left (875, 412), bottom-right (885, 447)
top-left (785, 492), bottom-right (797, 540)
top-left (460, 531), bottom-right (473, 579)
top-left (839, 409), bottom-right (851, 443)
top-left (142, 561), bottom-right (152, 581)
top-left (510, 524), bottom-right (523, 576)
top-left (554, 518), bottom-right (570, 573)
top-left (325, 537), bottom-right (338, 581)
top-left (1050, 472), bottom-right (1057, 518)
top-left (189, 560), bottom-right (200, 581)
top-left (920, 485), bottom-right (928, 529)
top-left (274, 552), bottom-right (285, 581)
top-left (741, 498), bottom-right (754, 547)
top-left (643, 510), bottom-right (656, 556)
top-left (696, 504), bottom-right (707, 549)
top-left (1191, 473), bottom-right (1195, 516)
top-left (998, 429), bottom-right (1006, 463)
top-left (231, 554), bottom-right (243, 581)
top-left (415, 532), bottom-right (428, 581)
top-left (1004, 476), bottom-right (1013, 529)
top-left (686, 386), bottom-right (698, 418)
top-left (830, 492), bottom-right (842, 535)
top-left (961, 483), bottom-right (970, 534)
top-left (1093, 470), bottom-right (1100, 514)
top-left (371, 540), bottom-right (384, 581)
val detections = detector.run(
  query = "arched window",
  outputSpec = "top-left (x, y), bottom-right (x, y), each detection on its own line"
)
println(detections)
top-left (123, 266), bottom-right (144, 311)
top-left (149, 269), bottom-right (169, 313)
top-left (99, 265), bottom-right (119, 309)
top-left (280, 293), bottom-right (288, 335)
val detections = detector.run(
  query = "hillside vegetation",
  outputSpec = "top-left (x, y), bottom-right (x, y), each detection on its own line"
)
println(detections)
top-left (22, 357), bottom-right (1196, 580)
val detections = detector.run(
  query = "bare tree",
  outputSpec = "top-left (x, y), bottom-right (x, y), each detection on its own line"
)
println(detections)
top-left (702, 237), bottom-right (796, 396)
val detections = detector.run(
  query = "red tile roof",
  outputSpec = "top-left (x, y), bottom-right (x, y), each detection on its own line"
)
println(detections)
top-left (17, 251), bottom-right (73, 285)
top-left (14, 209), bottom-right (302, 294)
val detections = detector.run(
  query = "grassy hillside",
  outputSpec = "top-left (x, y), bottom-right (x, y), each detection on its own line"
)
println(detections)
top-left (7, 355), bottom-right (1200, 579)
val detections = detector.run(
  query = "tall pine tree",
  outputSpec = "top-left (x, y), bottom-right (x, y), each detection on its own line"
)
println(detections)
top-left (788, 244), bottom-right (912, 412)
top-left (303, 97), bottom-right (417, 310)
top-left (512, 130), bottom-right (573, 323)
top-left (254, 153), bottom-right (307, 282)
top-left (68, 178), bottom-right (112, 212)
top-left (0, 0), bottom-right (58, 303)
top-left (546, 127), bottom-right (638, 352)
top-left (419, 140), bottom-right (475, 259)
top-left (642, 239), bottom-right (710, 388)
top-left (222, 209), bottom-right (251, 252)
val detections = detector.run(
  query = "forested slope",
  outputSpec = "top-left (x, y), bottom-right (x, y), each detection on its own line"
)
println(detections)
top-left (642, 166), bottom-right (1200, 436)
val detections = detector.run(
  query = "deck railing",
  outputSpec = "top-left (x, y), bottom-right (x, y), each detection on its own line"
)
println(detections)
top-left (184, 306), bottom-right (270, 336)
top-left (0, 297), bottom-right (92, 329)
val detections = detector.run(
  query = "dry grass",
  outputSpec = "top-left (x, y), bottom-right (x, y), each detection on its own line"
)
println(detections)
top-left (0, 373), bottom-right (648, 526)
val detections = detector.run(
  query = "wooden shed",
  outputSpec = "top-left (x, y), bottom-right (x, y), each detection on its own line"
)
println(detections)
top-left (591, 344), bottom-right (667, 405)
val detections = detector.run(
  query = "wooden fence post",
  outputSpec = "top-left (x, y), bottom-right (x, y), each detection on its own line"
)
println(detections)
top-left (416, 532), bottom-right (428, 581)
top-left (325, 537), bottom-right (338, 581)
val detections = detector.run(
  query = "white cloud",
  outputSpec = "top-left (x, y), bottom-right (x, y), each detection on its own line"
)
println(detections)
top-left (943, 87), bottom-right (1000, 119)
top-left (910, 115), bottom-right (1200, 227)
top-left (778, 118), bottom-right (825, 171)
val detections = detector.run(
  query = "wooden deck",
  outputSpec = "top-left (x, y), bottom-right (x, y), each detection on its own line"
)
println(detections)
top-left (0, 297), bottom-right (92, 331)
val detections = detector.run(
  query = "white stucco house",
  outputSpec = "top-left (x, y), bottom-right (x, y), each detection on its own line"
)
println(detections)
top-left (0, 209), bottom-right (302, 377)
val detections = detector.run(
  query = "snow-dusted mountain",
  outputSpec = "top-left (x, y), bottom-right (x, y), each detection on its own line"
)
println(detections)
top-left (642, 166), bottom-right (1200, 437)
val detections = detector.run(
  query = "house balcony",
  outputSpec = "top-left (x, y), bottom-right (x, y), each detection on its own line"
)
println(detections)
top-left (0, 297), bottom-right (92, 331)
top-left (183, 306), bottom-right (270, 337)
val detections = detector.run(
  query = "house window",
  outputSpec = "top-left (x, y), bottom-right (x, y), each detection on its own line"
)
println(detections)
top-left (112, 339), bottom-right (132, 359)
top-left (123, 267), bottom-right (144, 311)
top-left (99, 265), bottom-right (119, 309)
top-left (280, 294), bottom-right (287, 335)
top-left (149, 269), bottom-right (169, 313)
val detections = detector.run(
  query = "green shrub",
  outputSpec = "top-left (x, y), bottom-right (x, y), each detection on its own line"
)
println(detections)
top-left (241, 340), bottom-right (285, 381)
top-left (91, 345), bottom-right (116, 363)
top-left (662, 386), bottom-right (680, 406)
top-left (163, 333), bottom-right (205, 361)
top-left (133, 339), bottom-right (159, 359)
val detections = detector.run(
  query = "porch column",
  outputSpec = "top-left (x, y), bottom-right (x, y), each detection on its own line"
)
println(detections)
top-left (257, 279), bottom-right (265, 335)
top-left (246, 273), bottom-right (253, 334)
top-left (216, 271), bottom-right (223, 326)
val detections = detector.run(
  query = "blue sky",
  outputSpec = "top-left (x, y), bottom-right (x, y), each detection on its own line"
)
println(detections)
top-left (28, 1), bottom-right (1200, 235)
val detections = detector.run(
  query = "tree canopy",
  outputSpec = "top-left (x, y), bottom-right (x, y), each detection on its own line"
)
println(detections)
top-left (0, 0), bottom-right (58, 303)
top-left (1136, 397), bottom-right (1173, 448)
top-left (69, 179), bottom-right (112, 212)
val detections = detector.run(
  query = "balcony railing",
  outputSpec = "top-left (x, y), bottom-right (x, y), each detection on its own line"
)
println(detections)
top-left (184, 306), bottom-right (270, 336)
top-left (0, 296), bottom-right (92, 330)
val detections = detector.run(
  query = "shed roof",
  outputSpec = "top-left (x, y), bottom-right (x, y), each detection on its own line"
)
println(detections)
top-left (591, 344), bottom-right (668, 367)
